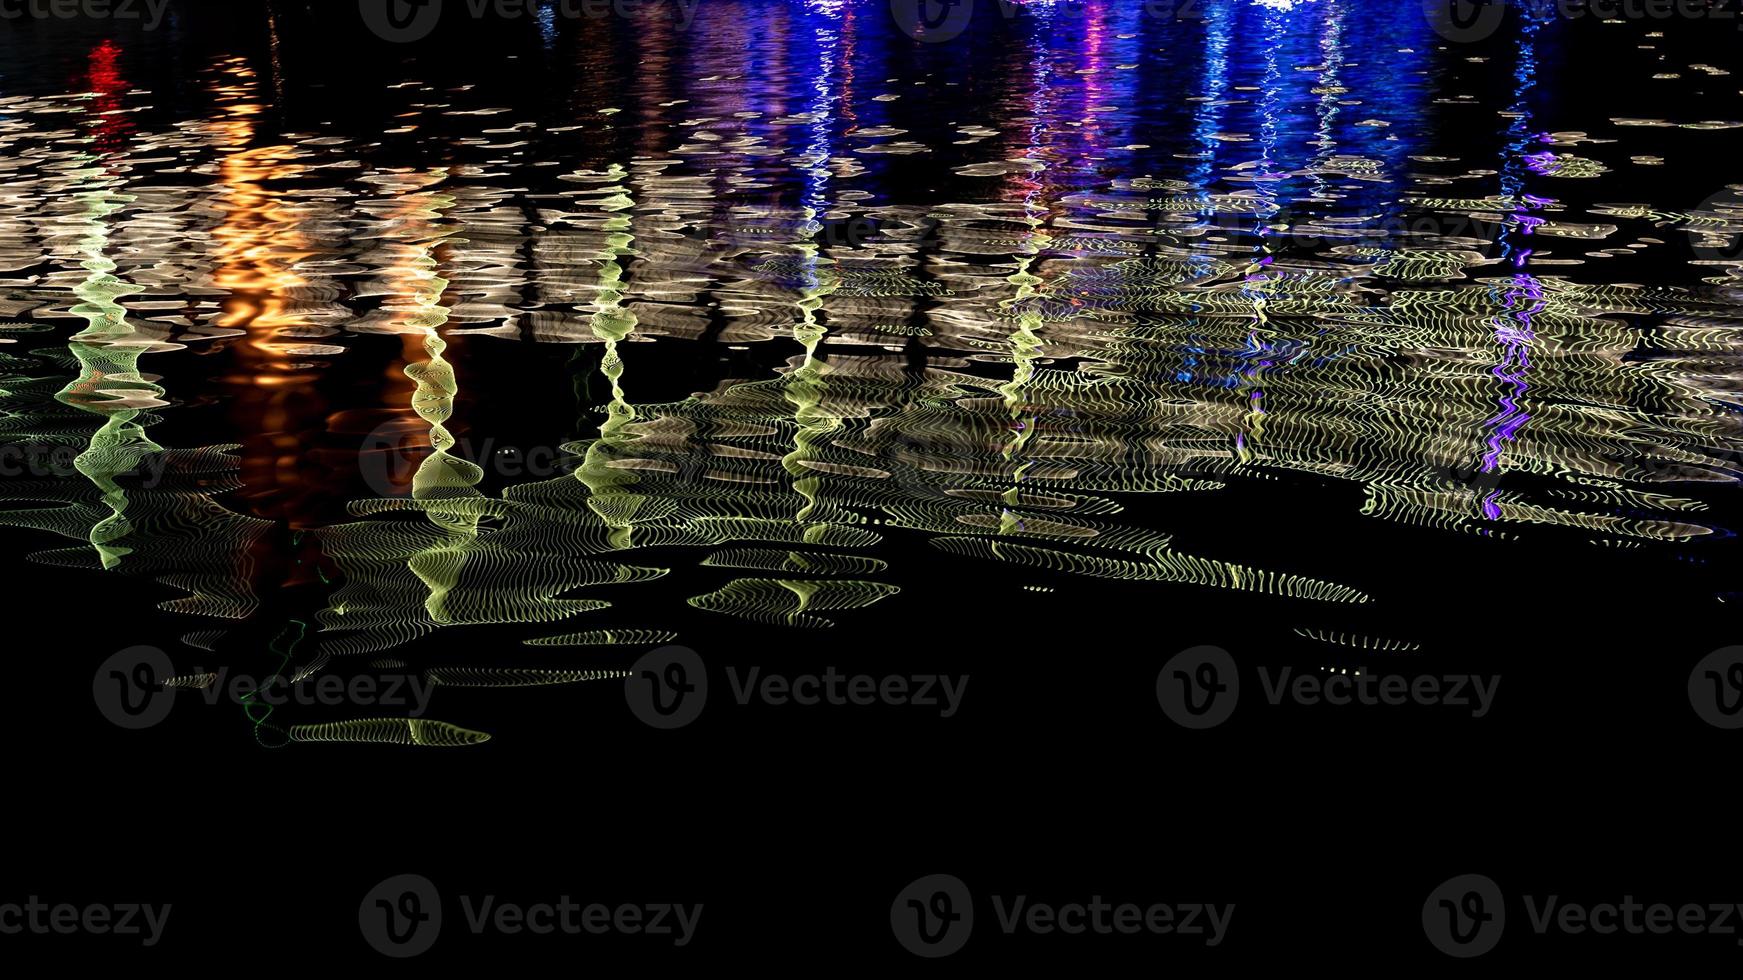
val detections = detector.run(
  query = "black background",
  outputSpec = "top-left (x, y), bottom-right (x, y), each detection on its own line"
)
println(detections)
top-left (6, 0), bottom-right (1743, 969)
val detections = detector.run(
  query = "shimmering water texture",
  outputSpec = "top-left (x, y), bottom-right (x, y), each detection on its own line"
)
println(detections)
top-left (2, 1), bottom-right (1742, 744)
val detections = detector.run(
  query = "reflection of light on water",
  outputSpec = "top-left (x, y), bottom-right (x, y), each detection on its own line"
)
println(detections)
top-left (209, 59), bottom-right (315, 367)
top-left (83, 40), bottom-right (135, 155)
top-left (205, 57), bottom-right (340, 531)
top-left (537, 1), bottom-right (558, 45)
top-left (0, 1), bottom-right (1736, 742)
top-left (1478, 16), bottom-right (1545, 518)
top-left (573, 164), bottom-right (645, 550)
top-left (778, 1), bottom-right (853, 529)
top-left (55, 44), bottom-right (160, 569)
top-left (58, 185), bottom-right (157, 569)
top-left (393, 181), bottom-right (487, 622)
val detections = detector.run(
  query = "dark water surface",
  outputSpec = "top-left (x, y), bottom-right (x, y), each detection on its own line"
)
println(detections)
top-left (5, 1), bottom-right (1743, 964)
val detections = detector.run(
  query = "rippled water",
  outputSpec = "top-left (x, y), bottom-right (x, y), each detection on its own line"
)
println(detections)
top-left (4, 0), bottom-right (1742, 746)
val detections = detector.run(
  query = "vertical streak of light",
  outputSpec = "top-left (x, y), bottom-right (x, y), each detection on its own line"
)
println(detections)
top-left (992, 1), bottom-right (1066, 537)
top-left (1479, 13), bottom-right (1545, 518)
top-left (206, 58), bottom-right (329, 531)
top-left (1307, 1), bottom-right (1345, 203)
top-left (782, 2), bottom-right (845, 534)
top-left (572, 165), bottom-right (645, 550)
top-left (54, 42), bottom-right (159, 569)
top-left (1234, 3), bottom-right (1293, 465)
top-left (390, 178), bottom-right (485, 623)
